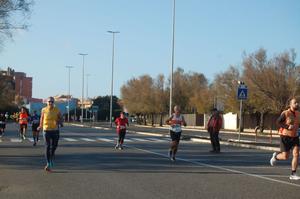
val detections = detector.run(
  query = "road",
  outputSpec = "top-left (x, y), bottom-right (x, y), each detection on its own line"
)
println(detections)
top-left (0, 123), bottom-right (300, 199)
top-left (87, 122), bottom-right (280, 146)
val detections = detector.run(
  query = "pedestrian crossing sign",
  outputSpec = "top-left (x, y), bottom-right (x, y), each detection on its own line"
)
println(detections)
top-left (237, 87), bottom-right (248, 100)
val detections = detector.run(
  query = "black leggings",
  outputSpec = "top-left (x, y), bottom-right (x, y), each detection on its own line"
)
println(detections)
top-left (118, 130), bottom-right (126, 144)
top-left (43, 130), bottom-right (59, 163)
top-left (209, 131), bottom-right (220, 152)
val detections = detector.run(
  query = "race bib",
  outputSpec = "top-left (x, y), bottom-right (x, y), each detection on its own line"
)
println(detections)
top-left (32, 119), bottom-right (39, 124)
top-left (119, 125), bottom-right (126, 130)
top-left (171, 124), bottom-right (182, 133)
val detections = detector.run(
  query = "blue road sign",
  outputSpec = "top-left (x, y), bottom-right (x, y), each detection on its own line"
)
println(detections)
top-left (237, 86), bottom-right (248, 100)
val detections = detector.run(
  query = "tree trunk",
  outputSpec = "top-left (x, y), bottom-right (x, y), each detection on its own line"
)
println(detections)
top-left (151, 113), bottom-right (154, 126)
top-left (159, 113), bottom-right (163, 126)
top-left (137, 114), bottom-right (141, 124)
top-left (259, 112), bottom-right (265, 133)
top-left (143, 115), bottom-right (147, 125)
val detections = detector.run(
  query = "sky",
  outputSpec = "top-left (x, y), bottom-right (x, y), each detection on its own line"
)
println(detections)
top-left (0, 0), bottom-right (300, 100)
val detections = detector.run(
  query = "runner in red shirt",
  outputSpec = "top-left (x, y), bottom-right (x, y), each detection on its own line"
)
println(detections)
top-left (19, 107), bottom-right (29, 140)
top-left (114, 112), bottom-right (129, 150)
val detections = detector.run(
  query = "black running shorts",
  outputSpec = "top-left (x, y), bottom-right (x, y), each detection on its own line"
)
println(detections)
top-left (32, 123), bottom-right (39, 132)
top-left (280, 136), bottom-right (300, 152)
top-left (170, 130), bottom-right (181, 142)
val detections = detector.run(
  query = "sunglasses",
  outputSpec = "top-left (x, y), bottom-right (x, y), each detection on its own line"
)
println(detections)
top-left (48, 101), bottom-right (54, 103)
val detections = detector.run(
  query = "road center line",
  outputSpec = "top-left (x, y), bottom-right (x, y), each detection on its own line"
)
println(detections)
top-left (124, 143), bottom-right (300, 188)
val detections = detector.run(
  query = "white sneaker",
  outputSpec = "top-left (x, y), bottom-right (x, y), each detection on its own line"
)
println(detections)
top-left (270, 152), bottom-right (277, 166)
top-left (115, 144), bottom-right (119, 149)
top-left (289, 174), bottom-right (300, 180)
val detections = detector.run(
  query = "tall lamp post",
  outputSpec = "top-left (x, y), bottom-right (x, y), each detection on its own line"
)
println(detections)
top-left (85, 73), bottom-right (90, 119)
top-left (65, 65), bottom-right (74, 122)
top-left (169, 0), bottom-right (176, 116)
top-left (79, 53), bottom-right (88, 123)
top-left (107, 30), bottom-right (120, 127)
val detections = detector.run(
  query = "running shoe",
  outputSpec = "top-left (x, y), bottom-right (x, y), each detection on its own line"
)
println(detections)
top-left (33, 142), bottom-right (37, 146)
top-left (115, 144), bottom-right (119, 149)
top-left (270, 152), bottom-right (277, 166)
top-left (118, 145), bottom-right (123, 150)
top-left (289, 174), bottom-right (300, 180)
top-left (44, 164), bottom-right (52, 172)
top-left (22, 135), bottom-right (26, 140)
top-left (171, 156), bottom-right (176, 162)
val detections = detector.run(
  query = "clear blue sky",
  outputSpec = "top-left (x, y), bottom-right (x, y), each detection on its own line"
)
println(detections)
top-left (1, 0), bottom-right (300, 100)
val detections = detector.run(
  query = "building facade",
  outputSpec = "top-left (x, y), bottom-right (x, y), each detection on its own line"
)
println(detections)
top-left (14, 72), bottom-right (32, 102)
top-left (0, 67), bottom-right (37, 104)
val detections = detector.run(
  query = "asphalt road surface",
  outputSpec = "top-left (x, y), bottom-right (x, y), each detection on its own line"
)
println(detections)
top-left (0, 123), bottom-right (300, 199)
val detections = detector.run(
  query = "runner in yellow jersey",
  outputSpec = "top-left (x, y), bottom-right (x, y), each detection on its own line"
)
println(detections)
top-left (38, 97), bottom-right (63, 172)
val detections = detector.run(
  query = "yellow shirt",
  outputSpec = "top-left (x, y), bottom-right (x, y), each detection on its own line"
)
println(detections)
top-left (42, 106), bottom-right (60, 130)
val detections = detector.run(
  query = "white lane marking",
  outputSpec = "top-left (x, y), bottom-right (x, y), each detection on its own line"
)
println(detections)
top-left (259, 174), bottom-right (292, 178)
top-left (180, 140), bottom-right (190, 143)
top-left (80, 138), bottom-right (96, 142)
top-left (130, 138), bottom-right (149, 142)
top-left (96, 137), bottom-right (300, 188)
top-left (124, 138), bottom-right (133, 142)
top-left (148, 138), bottom-right (168, 142)
top-left (63, 138), bottom-right (78, 142)
top-left (225, 166), bottom-right (290, 170)
top-left (94, 127), bottom-right (105, 130)
top-left (134, 148), bottom-right (300, 188)
top-left (134, 131), bottom-right (167, 137)
top-left (11, 138), bottom-right (22, 143)
top-left (97, 138), bottom-right (115, 142)
top-left (71, 124), bottom-right (85, 127)
top-left (27, 138), bottom-right (34, 142)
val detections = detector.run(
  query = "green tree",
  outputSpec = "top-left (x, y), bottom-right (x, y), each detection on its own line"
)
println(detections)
top-left (92, 95), bottom-right (121, 121)
top-left (0, 72), bottom-right (15, 109)
top-left (121, 75), bottom-right (156, 125)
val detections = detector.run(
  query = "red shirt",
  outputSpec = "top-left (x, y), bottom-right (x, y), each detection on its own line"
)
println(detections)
top-left (115, 117), bottom-right (128, 132)
top-left (19, 112), bottom-right (29, 125)
top-left (207, 115), bottom-right (222, 132)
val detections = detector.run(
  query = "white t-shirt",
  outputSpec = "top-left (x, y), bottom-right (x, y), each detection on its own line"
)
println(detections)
top-left (169, 114), bottom-right (184, 133)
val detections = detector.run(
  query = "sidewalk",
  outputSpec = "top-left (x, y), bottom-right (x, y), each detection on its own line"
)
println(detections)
top-left (69, 121), bottom-right (281, 151)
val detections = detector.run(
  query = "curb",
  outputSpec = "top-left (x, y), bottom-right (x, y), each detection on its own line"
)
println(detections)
top-left (68, 123), bottom-right (278, 152)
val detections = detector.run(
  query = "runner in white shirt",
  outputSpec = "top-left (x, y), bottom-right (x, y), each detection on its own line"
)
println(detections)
top-left (165, 105), bottom-right (187, 161)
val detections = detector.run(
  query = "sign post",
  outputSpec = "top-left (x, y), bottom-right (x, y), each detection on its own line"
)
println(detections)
top-left (237, 83), bottom-right (248, 141)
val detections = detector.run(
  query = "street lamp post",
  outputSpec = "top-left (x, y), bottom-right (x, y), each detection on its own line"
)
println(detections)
top-left (169, 0), bottom-right (176, 116)
top-left (107, 30), bottom-right (120, 127)
top-left (85, 74), bottom-right (90, 120)
top-left (79, 53), bottom-right (88, 123)
top-left (65, 66), bottom-right (74, 122)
